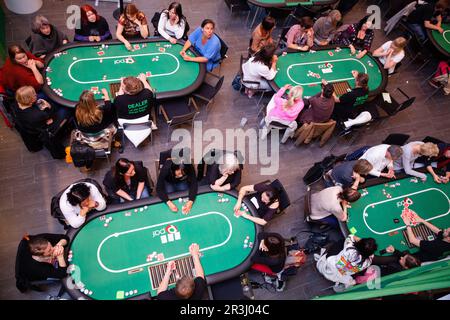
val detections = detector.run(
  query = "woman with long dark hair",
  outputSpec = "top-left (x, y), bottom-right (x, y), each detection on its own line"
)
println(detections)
top-left (158, 2), bottom-right (187, 43)
top-left (74, 4), bottom-right (112, 42)
top-left (103, 158), bottom-right (152, 202)
top-left (242, 44), bottom-right (278, 97)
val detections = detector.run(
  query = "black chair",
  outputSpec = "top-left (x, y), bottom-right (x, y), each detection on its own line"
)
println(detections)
top-left (303, 186), bottom-right (329, 229)
top-left (50, 178), bottom-right (106, 229)
top-left (196, 148), bottom-right (244, 184)
top-left (376, 88), bottom-right (416, 117)
top-left (214, 33), bottom-right (229, 74)
top-left (224, 0), bottom-right (251, 19)
top-left (422, 136), bottom-right (444, 144)
top-left (191, 72), bottom-right (224, 121)
top-left (382, 133), bottom-right (410, 146)
top-left (24, 36), bottom-right (32, 50)
top-left (15, 238), bottom-right (66, 297)
top-left (159, 97), bottom-right (200, 142)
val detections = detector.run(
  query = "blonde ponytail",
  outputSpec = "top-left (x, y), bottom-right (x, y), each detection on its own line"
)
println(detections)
top-left (284, 86), bottom-right (303, 109)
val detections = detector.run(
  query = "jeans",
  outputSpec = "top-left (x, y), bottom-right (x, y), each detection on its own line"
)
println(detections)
top-left (408, 23), bottom-right (427, 42)
top-left (314, 215), bottom-right (339, 228)
top-left (165, 181), bottom-right (189, 194)
top-left (119, 186), bottom-right (151, 203)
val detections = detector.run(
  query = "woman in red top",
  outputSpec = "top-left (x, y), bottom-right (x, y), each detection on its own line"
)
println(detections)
top-left (1, 45), bottom-right (44, 94)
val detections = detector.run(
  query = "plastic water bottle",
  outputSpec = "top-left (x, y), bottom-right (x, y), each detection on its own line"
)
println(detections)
top-left (240, 273), bottom-right (254, 299)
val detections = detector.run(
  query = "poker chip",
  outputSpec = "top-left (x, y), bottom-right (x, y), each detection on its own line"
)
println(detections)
top-left (73, 57), bottom-right (77, 60)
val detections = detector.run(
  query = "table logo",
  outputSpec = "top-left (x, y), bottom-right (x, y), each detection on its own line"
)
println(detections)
top-left (152, 224), bottom-right (181, 244)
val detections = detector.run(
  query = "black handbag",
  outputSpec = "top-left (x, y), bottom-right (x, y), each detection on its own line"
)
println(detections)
top-left (70, 141), bottom-right (95, 168)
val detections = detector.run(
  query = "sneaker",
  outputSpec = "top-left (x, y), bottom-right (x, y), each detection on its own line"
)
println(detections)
top-left (276, 279), bottom-right (286, 292)
top-left (428, 79), bottom-right (440, 89)
top-left (332, 283), bottom-right (346, 293)
top-left (264, 275), bottom-right (275, 284)
top-left (151, 122), bottom-right (158, 130)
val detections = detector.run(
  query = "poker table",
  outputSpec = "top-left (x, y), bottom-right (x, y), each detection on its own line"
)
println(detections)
top-left (427, 23), bottom-right (450, 58)
top-left (339, 172), bottom-right (450, 256)
top-left (63, 187), bottom-right (261, 300)
top-left (270, 46), bottom-right (388, 99)
top-left (43, 38), bottom-right (206, 108)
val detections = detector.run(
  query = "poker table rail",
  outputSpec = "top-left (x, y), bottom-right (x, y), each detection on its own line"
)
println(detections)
top-left (42, 37), bottom-right (206, 108)
top-left (269, 45), bottom-right (388, 101)
top-left (62, 186), bottom-right (261, 300)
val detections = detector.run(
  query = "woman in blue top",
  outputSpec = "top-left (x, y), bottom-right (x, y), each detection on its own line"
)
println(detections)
top-left (179, 19), bottom-right (221, 72)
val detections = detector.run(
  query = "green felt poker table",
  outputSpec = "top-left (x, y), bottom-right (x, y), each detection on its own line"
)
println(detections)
top-left (339, 172), bottom-right (450, 256)
top-left (427, 23), bottom-right (450, 58)
top-left (270, 46), bottom-right (388, 99)
top-left (43, 38), bottom-right (206, 108)
top-left (247, 0), bottom-right (339, 8)
top-left (63, 186), bottom-right (261, 300)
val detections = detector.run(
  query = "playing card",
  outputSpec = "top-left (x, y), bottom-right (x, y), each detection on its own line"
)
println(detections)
top-left (159, 47), bottom-right (165, 52)
top-left (328, 51), bottom-right (334, 56)
top-left (157, 253), bottom-right (164, 261)
top-left (91, 86), bottom-right (99, 92)
top-left (97, 51), bottom-right (105, 56)
top-left (145, 71), bottom-right (151, 77)
top-left (134, 44), bottom-right (140, 50)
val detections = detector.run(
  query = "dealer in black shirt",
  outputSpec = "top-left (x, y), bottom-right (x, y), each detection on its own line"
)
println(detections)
top-left (327, 71), bottom-right (369, 122)
top-left (406, 0), bottom-right (447, 42)
top-left (402, 212), bottom-right (450, 262)
top-left (156, 243), bottom-right (207, 300)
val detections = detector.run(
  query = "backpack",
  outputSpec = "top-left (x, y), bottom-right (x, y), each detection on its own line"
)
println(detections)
top-left (231, 74), bottom-right (241, 91)
top-left (303, 232), bottom-right (329, 254)
top-left (70, 141), bottom-right (95, 168)
top-left (303, 154), bottom-right (338, 186)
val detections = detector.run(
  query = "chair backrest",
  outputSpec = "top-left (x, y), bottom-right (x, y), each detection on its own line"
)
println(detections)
top-left (397, 97), bottom-right (415, 114)
top-left (25, 36), bottom-right (32, 50)
top-left (269, 179), bottom-right (290, 213)
top-left (156, 148), bottom-right (191, 177)
top-left (169, 109), bottom-right (198, 126)
top-left (214, 75), bottom-right (224, 93)
top-left (15, 239), bottom-right (31, 292)
top-left (215, 33), bottom-right (228, 61)
top-left (303, 187), bottom-right (312, 222)
top-left (382, 133), bottom-right (410, 146)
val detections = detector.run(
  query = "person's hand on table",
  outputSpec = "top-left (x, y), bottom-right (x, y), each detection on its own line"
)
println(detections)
top-left (401, 215), bottom-right (411, 226)
top-left (89, 36), bottom-right (95, 42)
top-left (233, 201), bottom-right (242, 212)
top-left (169, 37), bottom-right (177, 45)
top-left (189, 243), bottom-right (200, 257)
top-left (167, 200), bottom-right (178, 213)
top-left (433, 175), bottom-right (442, 184)
top-left (442, 176), bottom-right (449, 184)
top-left (179, 50), bottom-right (186, 57)
top-left (259, 240), bottom-right (268, 252)
top-left (438, 27), bottom-right (444, 34)
top-left (137, 73), bottom-right (148, 83)
top-left (386, 245), bottom-right (395, 253)
top-left (210, 184), bottom-right (223, 192)
top-left (284, 84), bottom-right (293, 90)
top-left (165, 260), bottom-right (176, 274)
top-left (182, 54), bottom-right (192, 62)
top-left (124, 41), bottom-right (133, 51)
top-left (101, 88), bottom-right (110, 100)
top-left (356, 52), bottom-right (365, 59)
top-left (95, 36), bottom-right (101, 42)
top-left (349, 44), bottom-right (356, 55)
top-left (351, 70), bottom-right (359, 78)
top-left (321, 79), bottom-right (328, 86)
top-left (182, 200), bottom-right (193, 215)
top-left (234, 210), bottom-right (245, 217)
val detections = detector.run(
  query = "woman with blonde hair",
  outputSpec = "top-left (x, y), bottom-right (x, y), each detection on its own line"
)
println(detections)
top-left (116, 3), bottom-right (149, 50)
top-left (75, 89), bottom-right (116, 134)
top-left (313, 10), bottom-right (342, 46)
top-left (394, 141), bottom-right (440, 181)
top-left (373, 37), bottom-right (407, 74)
top-left (261, 84), bottom-right (304, 143)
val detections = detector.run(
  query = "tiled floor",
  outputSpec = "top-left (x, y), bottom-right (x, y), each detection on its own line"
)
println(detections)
top-left (0, 0), bottom-right (449, 300)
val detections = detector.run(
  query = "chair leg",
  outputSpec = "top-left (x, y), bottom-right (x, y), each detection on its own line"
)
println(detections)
top-left (56, 284), bottom-right (66, 298)
top-left (256, 91), bottom-right (265, 108)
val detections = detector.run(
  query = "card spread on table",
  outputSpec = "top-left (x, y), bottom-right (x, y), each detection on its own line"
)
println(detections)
top-left (91, 86), bottom-right (99, 91)
top-left (321, 68), bottom-right (333, 74)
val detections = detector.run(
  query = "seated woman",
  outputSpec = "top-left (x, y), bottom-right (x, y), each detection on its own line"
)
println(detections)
top-left (250, 16), bottom-right (276, 55)
top-left (59, 181), bottom-right (107, 228)
top-left (428, 60), bottom-right (450, 96)
top-left (251, 232), bottom-right (287, 292)
top-left (242, 44), bottom-right (278, 97)
top-left (1, 45), bottom-right (44, 94)
top-left (156, 159), bottom-right (198, 214)
top-left (333, 15), bottom-right (375, 59)
top-left (75, 89), bottom-right (116, 135)
top-left (115, 74), bottom-right (157, 129)
top-left (298, 83), bottom-right (335, 125)
top-left (393, 141), bottom-right (439, 181)
top-left (325, 159), bottom-right (373, 189)
top-left (74, 4), bottom-right (112, 42)
top-left (327, 71), bottom-right (369, 121)
top-left (315, 234), bottom-right (377, 292)
top-left (355, 245), bottom-right (421, 283)
top-left (116, 4), bottom-right (149, 51)
top-left (207, 152), bottom-right (242, 191)
top-left (179, 19), bottom-right (221, 72)
top-left (29, 15), bottom-right (68, 59)
top-left (16, 233), bottom-right (68, 292)
top-left (310, 186), bottom-right (361, 227)
top-left (158, 2), bottom-right (187, 44)
top-left (402, 212), bottom-right (450, 263)
top-left (284, 16), bottom-right (315, 52)
top-left (372, 37), bottom-right (407, 74)
top-left (233, 182), bottom-right (280, 226)
top-left (313, 10), bottom-right (342, 46)
top-left (13, 86), bottom-right (67, 156)
top-left (103, 158), bottom-right (152, 203)
top-left (423, 142), bottom-right (450, 184)
top-left (261, 84), bottom-right (304, 143)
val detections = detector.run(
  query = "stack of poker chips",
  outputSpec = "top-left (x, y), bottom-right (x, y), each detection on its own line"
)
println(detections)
top-left (101, 216), bottom-right (112, 227)
top-left (382, 189), bottom-right (392, 199)
top-left (243, 236), bottom-right (253, 249)
top-left (68, 250), bottom-right (73, 262)
top-left (52, 88), bottom-right (63, 96)
top-left (146, 251), bottom-right (157, 262)
top-left (360, 189), bottom-right (369, 197)
top-left (241, 203), bottom-right (249, 212)
top-left (46, 76), bottom-right (52, 86)
top-left (218, 198), bottom-right (229, 203)
top-left (125, 289), bottom-right (138, 297)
